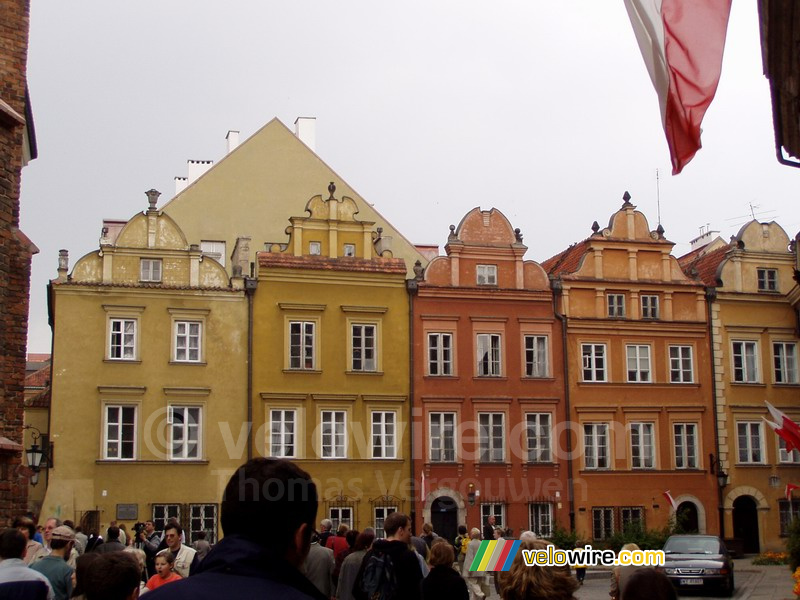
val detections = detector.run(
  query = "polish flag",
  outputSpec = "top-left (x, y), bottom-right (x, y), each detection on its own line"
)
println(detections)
top-left (786, 483), bottom-right (800, 502)
top-left (624, 0), bottom-right (732, 174)
top-left (764, 402), bottom-right (800, 454)
top-left (663, 490), bottom-right (678, 511)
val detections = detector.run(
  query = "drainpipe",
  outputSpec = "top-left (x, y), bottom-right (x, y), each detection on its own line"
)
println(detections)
top-left (706, 287), bottom-right (725, 539)
top-left (406, 276), bottom-right (419, 533)
top-left (551, 278), bottom-right (575, 530)
top-left (245, 275), bottom-right (258, 461)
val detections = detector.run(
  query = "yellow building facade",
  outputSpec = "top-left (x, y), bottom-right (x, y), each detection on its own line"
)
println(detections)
top-left (253, 185), bottom-right (412, 531)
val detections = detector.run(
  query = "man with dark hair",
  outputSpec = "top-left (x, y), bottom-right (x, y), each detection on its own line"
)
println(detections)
top-left (94, 526), bottom-right (125, 554)
top-left (30, 526), bottom-right (74, 600)
top-left (159, 522), bottom-right (197, 578)
top-left (83, 552), bottom-right (141, 600)
top-left (483, 514), bottom-right (496, 540)
top-left (146, 458), bottom-right (326, 599)
top-left (0, 528), bottom-right (53, 599)
top-left (12, 516), bottom-right (44, 565)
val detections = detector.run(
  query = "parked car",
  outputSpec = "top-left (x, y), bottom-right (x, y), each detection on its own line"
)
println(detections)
top-left (661, 534), bottom-right (734, 596)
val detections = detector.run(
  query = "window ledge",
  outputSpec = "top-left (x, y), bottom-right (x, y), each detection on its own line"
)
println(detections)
top-left (777, 463), bottom-right (800, 467)
top-left (346, 370), bottom-right (384, 376)
top-left (96, 459), bottom-right (210, 465)
top-left (477, 461), bottom-right (511, 466)
top-left (169, 361), bottom-right (207, 367)
top-left (424, 375), bottom-right (459, 380)
top-left (730, 382), bottom-right (766, 387)
top-left (103, 359), bottom-right (141, 365)
top-left (733, 463), bottom-right (769, 468)
top-left (521, 376), bottom-right (555, 382)
top-left (525, 462), bottom-right (556, 467)
top-left (473, 376), bottom-right (507, 381)
top-left (774, 383), bottom-right (800, 388)
top-left (283, 369), bottom-right (322, 374)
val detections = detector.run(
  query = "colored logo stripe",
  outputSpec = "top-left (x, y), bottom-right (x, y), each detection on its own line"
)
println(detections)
top-left (499, 540), bottom-right (521, 571)
top-left (477, 540), bottom-right (498, 571)
top-left (486, 539), bottom-right (509, 570)
top-left (469, 541), bottom-right (490, 571)
top-left (469, 540), bottom-right (522, 571)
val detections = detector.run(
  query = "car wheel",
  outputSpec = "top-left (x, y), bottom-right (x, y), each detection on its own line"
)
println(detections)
top-left (721, 574), bottom-right (734, 597)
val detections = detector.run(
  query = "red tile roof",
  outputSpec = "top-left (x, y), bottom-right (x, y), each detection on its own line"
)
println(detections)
top-left (679, 245), bottom-right (730, 286)
top-left (27, 353), bottom-right (51, 363)
top-left (25, 366), bottom-right (49, 388)
top-left (258, 253), bottom-right (407, 274)
top-left (541, 240), bottom-right (590, 276)
top-left (26, 388), bottom-right (50, 409)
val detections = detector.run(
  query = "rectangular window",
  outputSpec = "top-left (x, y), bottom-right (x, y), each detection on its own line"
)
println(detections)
top-left (479, 413), bottom-right (505, 463)
top-left (630, 422), bottom-right (655, 469)
top-left (780, 500), bottom-right (800, 536)
top-left (477, 334), bottom-right (502, 377)
top-left (592, 507), bottom-right (615, 540)
top-left (779, 438), bottom-right (800, 464)
top-left (321, 411), bottom-right (346, 459)
top-left (669, 345), bottom-right (694, 383)
top-left (737, 421), bottom-right (764, 463)
top-left (289, 321), bottom-right (315, 370)
top-left (584, 423), bottom-right (609, 469)
top-left (620, 507), bottom-right (644, 530)
top-left (732, 341), bottom-right (759, 382)
top-left (582, 343), bottom-right (607, 382)
top-left (170, 406), bottom-right (201, 460)
top-left (174, 321), bottom-right (201, 362)
top-left (140, 259), bottom-right (162, 283)
top-left (481, 504), bottom-right (505, 531)
top-left (607, 294), bottom-right (625, 317)
top-left (270, 409), bottom-right (296, 458)
top-left (529, 503), bottom-right (553, 538)
top-left (526, 413), bottom-right (552, 463)
top-left (374, 506), bottom-right (396, 539)
top-left (105, 405), bottom-right (136, 460)
top-left (372, 412), bottom-right (396, 459)
top-left (626, 345), bottom-right (651, 383)
top-left (109, 319), bottom-right (136, 360)
top-left (757, 268), bottom-right (778, 292)
top-left (352, 324), bottom-right (376, 372)
top-left (343, 243), bottom-right (356, 257)
top-left (152, 505), bottom-right (181, 537)
top-left (641, 295), bottom-right (659, 319)
top-left (309, 241), bottom-right (321, 255)
top-left (200, 240), bottom-right (226, 268)
top-left (430, 412), bottom-right (456, 462)
top-left (427, 333), bottom-right (453, 376)
top-left (476, 264), bottom-right (497, 285)
top-left (329, 507), bottom-right (352, 530)
top-left (524, 335), bottom-right (548, 378)
top-left (189, 504), bottom-right (217, 544)
top-left (774, 342), bottom-right (798, 384)
top-left (674, 423), bottom-right (698, 469)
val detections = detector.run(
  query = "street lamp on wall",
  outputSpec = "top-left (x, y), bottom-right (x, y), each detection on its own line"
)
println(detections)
top-left (24, 425), bottom-right (45, 487)
top-left (710, 453), bottom-right (728, 488)
top-left (467, 483), bottom-right (476, 506)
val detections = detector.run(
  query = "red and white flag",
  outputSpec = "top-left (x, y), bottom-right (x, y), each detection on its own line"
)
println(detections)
top-left (663, 490), bottom-right (678, 511)
top-left (764, 401), bottom-right (800, 454)
top-left (624, 0), bottom-right (732, 174)
top-left (786, 483), bottom-right (800, 502)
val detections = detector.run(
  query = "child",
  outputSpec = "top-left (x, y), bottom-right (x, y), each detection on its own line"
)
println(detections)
top-left (146, 550), bottom-right (182, 590)
top-left (574, 543), bottom-right (589, 586)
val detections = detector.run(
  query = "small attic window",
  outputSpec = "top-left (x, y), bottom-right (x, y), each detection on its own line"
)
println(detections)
top-left (477, 264), bottom-right (497, 285)
top-left (757, 268), bottom-right (778, 292)
top-left (343, 244), bottom-right (356, 257)
top-left (140, 259), bottom-right (162, 283)
top-left (309, 242), bottom-right (321, 256)
top-left (201, 240), bottom-right (226, 267)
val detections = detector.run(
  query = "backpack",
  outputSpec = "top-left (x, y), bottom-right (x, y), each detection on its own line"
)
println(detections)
top-left (460, 535), bottom-right (469, 557)
top-left (358, 548), bottom-right (397, 600)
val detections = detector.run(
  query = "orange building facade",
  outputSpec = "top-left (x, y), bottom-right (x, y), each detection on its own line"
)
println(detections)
top-left (413, 208), bottom-right (569, 542)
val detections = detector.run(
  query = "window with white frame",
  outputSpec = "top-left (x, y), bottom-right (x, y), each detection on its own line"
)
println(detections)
top-left (309, 241), bottom-right (321, 256)
top-left (374, 506), bottom-right (396, 539)
top-left (529, 503), bottom-right (553, 537)
top-left (780, 500), bottom-right (800, 536)
top-left (200, 240), bottom-right (226, 268)
top-left (757, 268), bottom-right (778, 292)
top-left (140, 258), bottom-right (162, 283)
top-left (774, 342), bottom-right (798, 384)
top-left (321, 411), bottom-right (346, 458)
top-left (479, 413), bottom-right (505, 463)
top-left (343, 243), bottom-right (356, 257)
top-left (732, 340), bottom-right (759, 382)
top-left (779, 438), bottom-right (800, 464)
top-left (289, 321), bottom-right (315, 370)
top-left (270, 409), bottom-right (296, 458)
top-left (329, 507), bottom-right (353, 530)
top-left (620, 507), bottom-right (644, 530)
top-left (174, 321), bottom-right (202, 362)
top-left (581, 343), bottom-right (607, 382)
top-left (626, 345), bottom-right (651, 383)
top-left (481, 503), bottom-right (505, 530)
top-left (630, 422), bottom-right (655, 469)
top-left (351, 324), bottom-right (376, 371)
top-left (673, 423), bottom-right (698, 469)
top-left (477, 334), bottom-right (502, 377)
top-left (189, 504), bottom-right (217, 544)
top-left (104, 405), bottom-right (136, 460)
top-left (427, 333), bottom-right (453, 376)
top-left (669, 345), bottom-right (694, 383)
top-left (524, 335), bottom-right (548, 378)
top-left (641, 295), bottom-right (659, 319)
top-left (737, 421), bottom-right (764, 463)
top-left (170, 406), bottom-right (201, 460)
top-left (152, 504), bottom-right (181, 537)
top-left (607, 294), bottom-right (625, 317)
top-left (592, 507), bottom-right (614, 540)
top-left (526, 413), bottom-right (551, 463)
top-left (584, 423), bottom-right (609, 469)
top-left (476, 264), bottom-right (497, 286)
top-left (109, 319), bottom-right (136, 360)
top-left (372, 411), bottom-right (396, 459)
top-left (430, 412), bottom-right (456, 462)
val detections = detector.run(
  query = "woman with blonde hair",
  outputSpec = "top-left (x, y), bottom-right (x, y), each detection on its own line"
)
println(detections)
top-left (610, 543), bottom-right (641, 600)
top-left (497, 538), bottom-right (578, 600)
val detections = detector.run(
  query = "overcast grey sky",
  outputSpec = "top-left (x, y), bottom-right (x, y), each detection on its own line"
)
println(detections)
top-left (20, 1), bottom-right (799, 353)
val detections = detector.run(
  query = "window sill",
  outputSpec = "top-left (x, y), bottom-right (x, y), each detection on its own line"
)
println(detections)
top-left (104, 359), bottom-right (141, 364)
top-left (477, 461), bottom-right (511, 466)
top-left (777, 462), bottom-right (800, 467)
top-left (774, 383), bottom-right (800, 388)
top-left (526, 461), bottom-right (555, 466)
top-left (730, 382), bottom-right (766, 387)
top-left (96, 459), bottom-right (210, 465)
top-left (625, 381), bottom-right (653, 385)
top-left (521, 376), bottom-right (555, 382)
top-left (733, 463), bottom-right (769, 468)
top-left (169, 361), bottom-right (206, 366)
top-left (473, 376), bottom-right (507, 381)
top-left (346, 370), bottom-right (384, 376)
top-left (424, 375), bottom-right (459, 380)
top-left (283, 369), bottom-right (322, 374)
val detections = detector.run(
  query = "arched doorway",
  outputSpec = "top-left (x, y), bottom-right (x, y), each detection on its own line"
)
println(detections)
top-left (431, 496), bottom-right (458, 545)
top-left (732, 496), bottom-right (759, 554)
top-left (676, 501), bottom-right (699, 533)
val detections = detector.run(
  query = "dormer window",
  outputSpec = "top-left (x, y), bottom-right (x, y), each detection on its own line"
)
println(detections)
top-left (343, 244), bottom-right (356, 257)
top-left (607, 294), bottom-right (625, 318)
top-left (309, 242), bottom-right (321, 256)
top-left (477, 265), bottom-right (497, 286)
top-left (757, 268), bottom-right (778, 292)
top-left (641, 295), bottom-right (659, 319)
top-left (140, 259), bottom-right (162, 283)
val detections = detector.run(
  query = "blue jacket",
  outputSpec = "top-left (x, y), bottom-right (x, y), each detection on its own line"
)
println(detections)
top-left (145, 535), bottom-right (327, 600)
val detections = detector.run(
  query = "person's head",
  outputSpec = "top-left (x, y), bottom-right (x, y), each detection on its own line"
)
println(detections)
top-left (0, 528), bottom-right (27, 560)
top-left (383, 512), bottom-right (411, 543)
top-left (123, 547), bottom-right (146, 576)
top-left (487, 515), bottom-right (496, 525)
top-left (470, 527), bottom-right (481, 540)
top-left (155, 550), bottom-right (176, 578)
top-left (12, 516), bottom-right (35, 541)
top-left (493, 527), bottom-right (503, 540)
top-left (220, 458), bottom-right (318, 568)
top-left (145, 520), bottom-right (155, 534)
top-left (50, 525), bottom-right (75, 556)
top-left (320, 518), bottom-right (333, 532)
top-left (73, 552), bottom-right (100, 597)
top-left (63, 520), bottom-right (75, 529)
top-left (164, 523), bottom-right (183, 551)
top-left (623, 568), bottom-right (677, 600)
top-left (621, 542), bottom-right (640, 552)
top-left (107, 525), bottom-right (120, 541)
top-left (337, 523), bottom-right (348, 536)
top-left (498, 539), bottom-right (578, 600)
top-left (353, 529), bottom-right (376, 552)
top-left (422, 522), bottom-right (433, 535)
top-left (118, 523), bottom-right (127, 532)
top-left (520, 530), bottom-right (538, 542)
top-left (429, 539), bottom-right (455, 567)
top-left (197, 531), bottom-right (206, 540)
top-left (345, 529), bottom-right (359, 548)
top-left (458, 525), bottom-right (468, 536)
top-left (84, 552), bottom-right (141, 600)
top-left (43, 517), bottom-right (61, 543)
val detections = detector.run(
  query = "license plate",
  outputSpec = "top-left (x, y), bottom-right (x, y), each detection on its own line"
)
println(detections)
top-left (679, 578), bottom-right (703, 586)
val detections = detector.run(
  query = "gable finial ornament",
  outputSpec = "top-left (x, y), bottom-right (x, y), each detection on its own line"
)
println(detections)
top-left (622, 191), bottom-right (633, 208)
top-left (145, 189), bottom-right (161, 212)
top-left (413, 260), bottom-right (424, 281)
top-left (448, 224), bottom-right (457, 242)
top-left (591, 221), bottom-right (600, 234)
top-left (514, 228), bottom-right (523, 243)
top-left (656, 223), bottom-right (665, 237)
top-left (328, 181), bottom-right (336, 200)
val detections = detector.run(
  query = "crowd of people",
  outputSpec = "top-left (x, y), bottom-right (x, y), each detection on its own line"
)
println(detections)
top-left (0, 458), bottom-right (677, 600)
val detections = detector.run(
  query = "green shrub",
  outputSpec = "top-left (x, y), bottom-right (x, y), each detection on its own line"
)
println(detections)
top-left (751, 552), bottom-right (790, 565)
top-left (605, 521), bottom-right (674, 552)
top-left (547, 525), bottom-right (580, 550)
